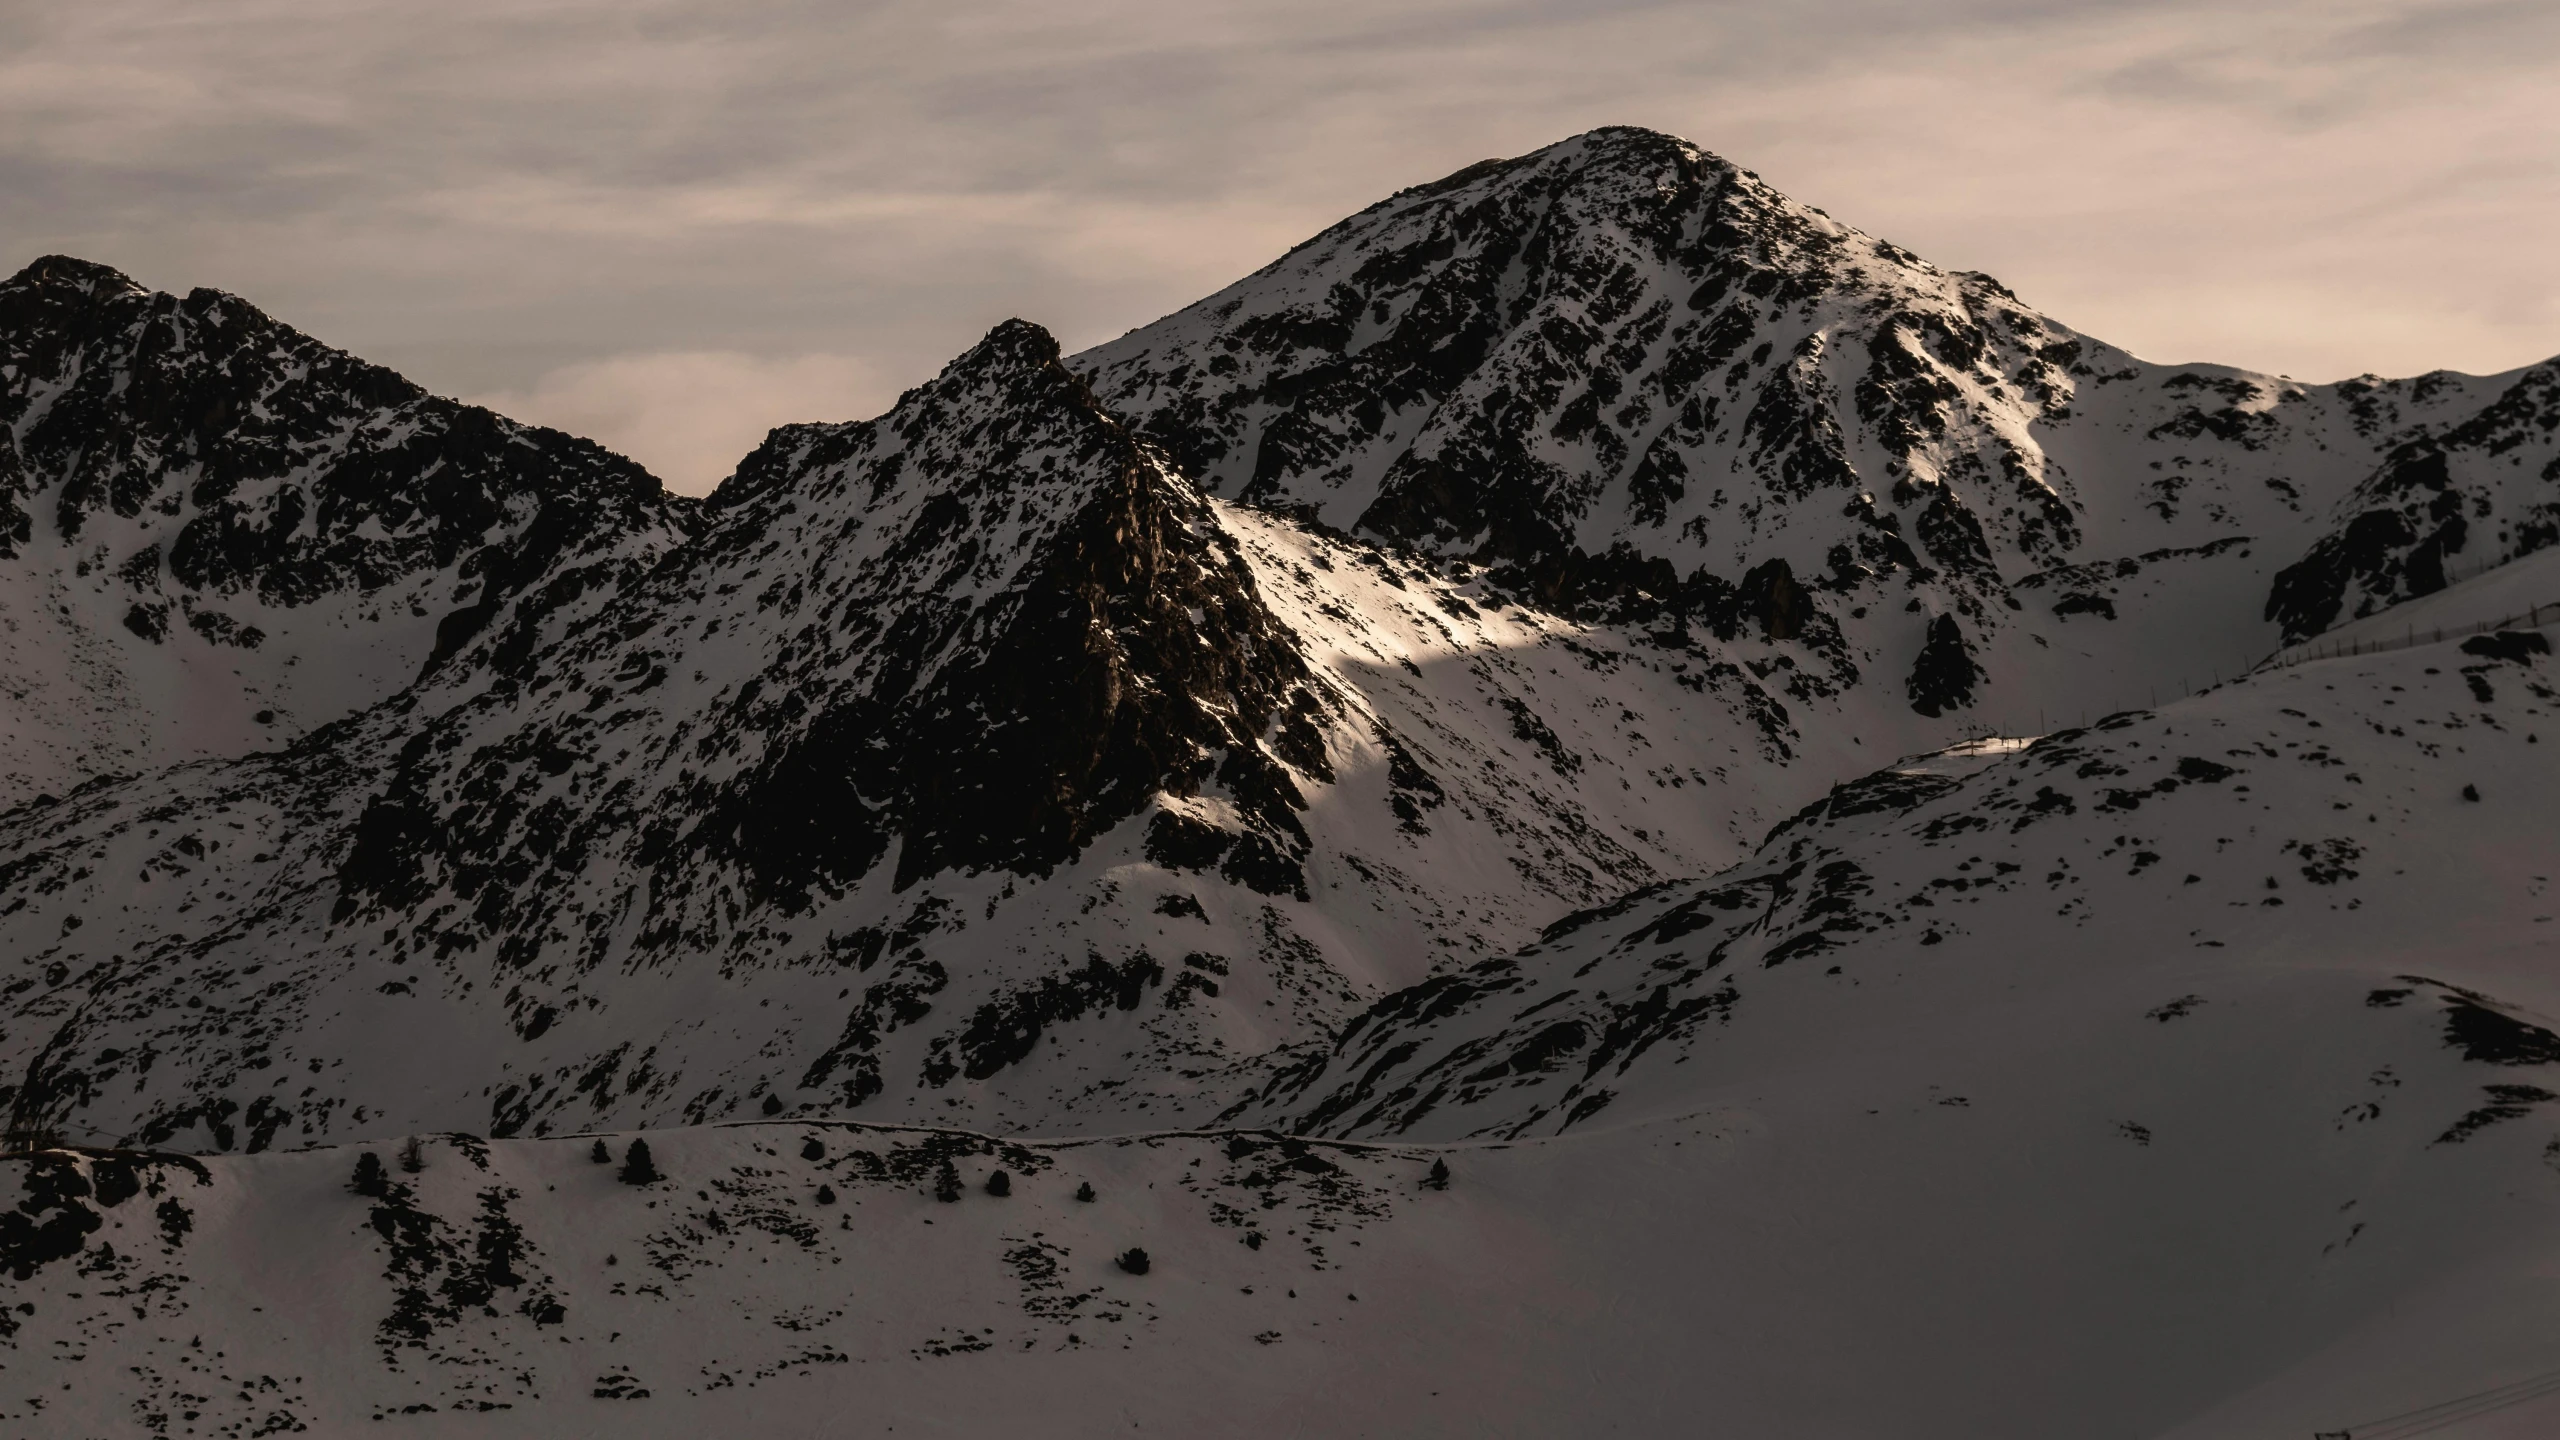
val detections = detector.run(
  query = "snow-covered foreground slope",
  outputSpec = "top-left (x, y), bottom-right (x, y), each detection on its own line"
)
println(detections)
top-left (5, 957), bottom-right (2559, 1439)
top-left (0, 257), bottom-right (696, 807)
top-left (6, 624), bottom-right (2558, 1438)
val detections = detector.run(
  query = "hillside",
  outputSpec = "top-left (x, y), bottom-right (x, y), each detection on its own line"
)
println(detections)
top-left (5, 627), bottom-right (2558, 1437)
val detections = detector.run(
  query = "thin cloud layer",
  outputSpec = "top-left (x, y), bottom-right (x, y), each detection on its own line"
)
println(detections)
top-left (3, 0), bottom-right (2553, 492)
top-left (468, 352), bottom-right (888, 495)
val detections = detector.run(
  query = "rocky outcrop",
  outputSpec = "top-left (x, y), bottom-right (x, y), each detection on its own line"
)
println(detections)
top-left (2266, 363), bottom-right (2560, 641)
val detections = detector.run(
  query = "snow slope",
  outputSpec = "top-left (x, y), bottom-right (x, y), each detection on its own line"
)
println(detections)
top-left (8, 622), bottom-right (2560, 1438)
top-left (6, 595), bottom-right (2555, 1439)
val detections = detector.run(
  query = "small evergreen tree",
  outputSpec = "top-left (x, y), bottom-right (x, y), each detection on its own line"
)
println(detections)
top-left (801, 1137), bottom-right (825, 1162)
top-left (933, 1158), bottom-right (962, 1203)
top-left (814, 1183), bottom-right (836, 1206)
top-left (984, 1169), bottom-right (1011, 1197)
top-left (350, 1151), bottom-right (387, 1198)
top-left (1424, 1157), bottom-right (1451, 1191)
top-left (1116, 1247), bottom-right (1150, 1275)
top-left (398, 1136), bottom-right (423, 1174)
top-left (620, 1138), bottom-right (661, 1185)
top-left (761, 1093), bottom-right (783, 1115)
top-left (1075, 1181), bottom-right (1096, 1203)
top-left (590, 1139), bottom-right (612, 1165)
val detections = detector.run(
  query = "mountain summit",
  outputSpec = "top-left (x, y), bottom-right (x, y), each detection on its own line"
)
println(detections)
top-left (1084, 125), bottom-right (2560, 700)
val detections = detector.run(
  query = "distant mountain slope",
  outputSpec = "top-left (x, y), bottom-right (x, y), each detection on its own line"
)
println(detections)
top-left (2268, 360), bottom-right (2560, 641)
top-left (0, 256), bottom-right (697, 806)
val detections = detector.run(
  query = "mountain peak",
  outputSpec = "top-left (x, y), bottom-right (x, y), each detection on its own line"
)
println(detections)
top-left (1073, 124), bottom-right (1999, 607)
top-left (962, 315), bottom-right (1065, 369)
top-left (3, 253), bottom-right (150, 301)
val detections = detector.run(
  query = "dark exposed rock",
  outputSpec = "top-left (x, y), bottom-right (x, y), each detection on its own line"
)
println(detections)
top-left (1906, 614), bottom-right (1980, 717)
top-left (2462, 631), bottom-right (2551, 664)
top-left (332, 321), bottom-right (1333, 942)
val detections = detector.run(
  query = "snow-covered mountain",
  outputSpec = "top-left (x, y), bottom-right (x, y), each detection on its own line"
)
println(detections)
top-left (1082, 126), bottom-right (2560, 714)
top-left (0, 317), bottom-right (1910, 1151)
top-left (5, 125), bottom-right (2560, 1438)
top-left (0, 256), bottom-right (697, 807)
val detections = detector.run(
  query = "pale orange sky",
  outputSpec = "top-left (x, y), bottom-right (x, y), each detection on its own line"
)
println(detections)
top-left (5, 0), bottom-right (2554, 493)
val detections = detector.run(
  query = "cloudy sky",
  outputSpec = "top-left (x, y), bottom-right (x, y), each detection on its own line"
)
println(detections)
top-left (6, 0), bottom-right (2554, 493)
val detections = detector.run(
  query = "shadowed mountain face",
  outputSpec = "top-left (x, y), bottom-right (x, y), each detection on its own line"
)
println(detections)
top-left (0, 255), bottom-right (697, 805)
top-left (333, 319), bottom-right (1333, 934)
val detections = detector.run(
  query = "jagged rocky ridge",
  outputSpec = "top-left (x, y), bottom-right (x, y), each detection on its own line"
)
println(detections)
top-left (0, 322), bottom-right (1323, 1145)
top-left (0, 256), bottom-right (697, 807)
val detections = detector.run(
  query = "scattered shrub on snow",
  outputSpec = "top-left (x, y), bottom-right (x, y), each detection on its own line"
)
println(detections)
top-left (620, 1138), bottom-right (661, 1185)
